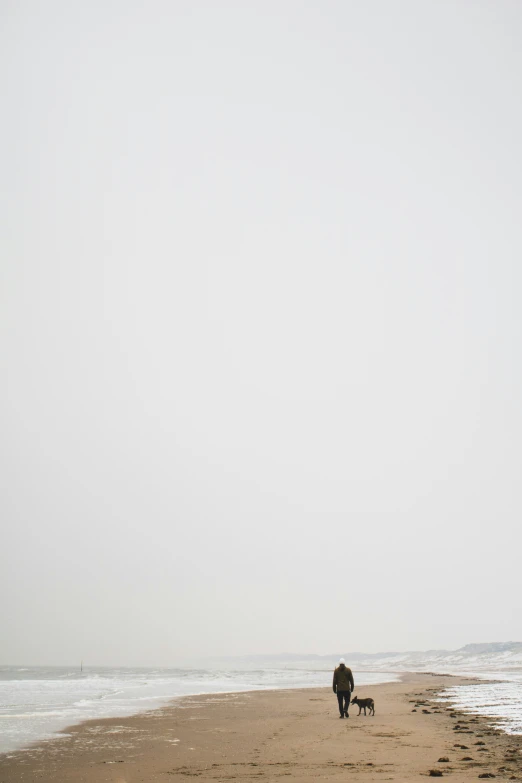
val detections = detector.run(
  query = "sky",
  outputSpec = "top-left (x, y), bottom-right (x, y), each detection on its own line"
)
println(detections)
top-left (1, 0), bottom-right (521, 666)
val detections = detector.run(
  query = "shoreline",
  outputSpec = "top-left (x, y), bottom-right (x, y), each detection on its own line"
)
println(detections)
top-left (1, 673), bottom-right (521, 781)
top-left (0, 670), bottom-right (402, 757)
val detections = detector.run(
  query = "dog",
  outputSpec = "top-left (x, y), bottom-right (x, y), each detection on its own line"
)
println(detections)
top-left (351, 695), bottom-right (375, 716)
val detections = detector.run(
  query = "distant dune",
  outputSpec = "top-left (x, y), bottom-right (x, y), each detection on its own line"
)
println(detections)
top-left (205, 642), bottom-right (522, 671)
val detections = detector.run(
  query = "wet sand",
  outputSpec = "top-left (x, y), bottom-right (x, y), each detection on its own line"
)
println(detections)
top-left (1, 673), bottom-right (521, 782)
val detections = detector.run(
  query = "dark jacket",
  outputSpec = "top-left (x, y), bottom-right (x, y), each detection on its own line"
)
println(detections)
top-left (333, 664), bottom-right (354, 693)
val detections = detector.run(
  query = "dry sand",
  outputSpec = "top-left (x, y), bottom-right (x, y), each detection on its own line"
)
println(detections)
top-left (1, 673), bottom-right (521, 782)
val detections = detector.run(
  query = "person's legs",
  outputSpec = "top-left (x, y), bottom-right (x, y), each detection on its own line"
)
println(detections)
top-left (336, 691), bottom-right (345, 717)
top-left (343, 691), bottom-right (350, 717)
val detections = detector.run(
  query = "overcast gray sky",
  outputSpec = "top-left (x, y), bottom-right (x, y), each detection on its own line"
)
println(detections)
top-left (1, 1), bottom-right (521, 666)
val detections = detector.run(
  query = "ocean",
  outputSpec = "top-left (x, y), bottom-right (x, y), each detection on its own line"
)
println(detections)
top-left (2, 643), bottom-right (522, 754)
top-left (0, 665), bottom-right (395, 754)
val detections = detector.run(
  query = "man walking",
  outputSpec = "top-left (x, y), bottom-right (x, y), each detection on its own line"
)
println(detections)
top-left (332, 657), bottom-right (354, 718)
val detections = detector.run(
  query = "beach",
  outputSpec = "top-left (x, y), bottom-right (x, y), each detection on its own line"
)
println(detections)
top-left (1, 673), bottom-right (521, 782)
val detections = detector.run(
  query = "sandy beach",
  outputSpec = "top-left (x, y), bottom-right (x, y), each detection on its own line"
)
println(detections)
top-left (1, 673), bottom-right (521, 782)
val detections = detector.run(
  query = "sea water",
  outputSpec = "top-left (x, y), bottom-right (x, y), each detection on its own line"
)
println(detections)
top-left (4, 644), bottom-right (522, 754)
top-left (0, 666), bottom-right (395, 754)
